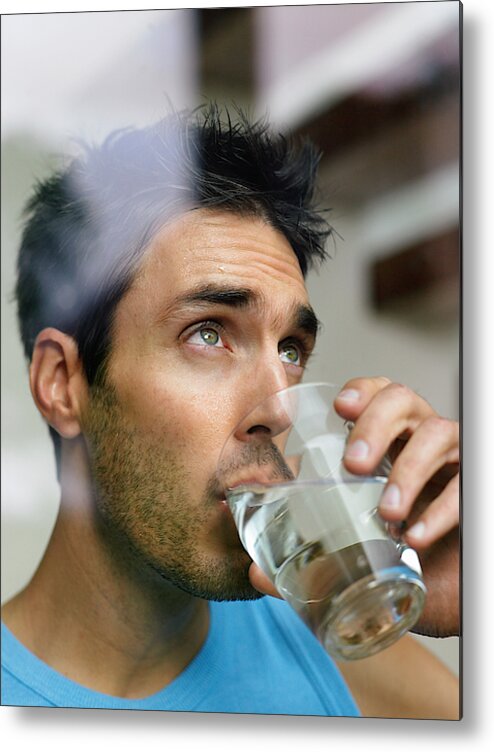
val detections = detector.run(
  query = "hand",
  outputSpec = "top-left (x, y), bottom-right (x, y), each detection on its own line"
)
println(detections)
top-left (249, 377), bottom-right (460, 639)
top-left (334, 376), bottom-right (460, 638)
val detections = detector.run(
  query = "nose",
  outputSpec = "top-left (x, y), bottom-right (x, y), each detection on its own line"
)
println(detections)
top-left (233, 367), bottom-right (293, 443)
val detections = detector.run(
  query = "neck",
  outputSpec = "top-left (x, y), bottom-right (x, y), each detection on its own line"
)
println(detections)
top-left (2, 443), bottom-right (210, 699)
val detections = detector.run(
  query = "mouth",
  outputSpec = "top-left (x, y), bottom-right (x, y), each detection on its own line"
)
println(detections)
top-left (220, 475), bottom-right (277, 504)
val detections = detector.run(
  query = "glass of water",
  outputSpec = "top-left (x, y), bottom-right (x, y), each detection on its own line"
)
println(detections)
top-left (220, 382), bottom-right (426, 661)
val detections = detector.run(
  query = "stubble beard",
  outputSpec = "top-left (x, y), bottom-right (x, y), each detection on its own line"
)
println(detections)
top-left (82, 379), bottom-right (262, 602)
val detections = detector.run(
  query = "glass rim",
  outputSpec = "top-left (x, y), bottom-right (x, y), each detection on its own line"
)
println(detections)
top-left (226, 475), bottom-right (389, 502)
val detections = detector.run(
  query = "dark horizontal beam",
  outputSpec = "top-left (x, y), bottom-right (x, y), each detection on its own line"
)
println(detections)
top-left (315, 90), bottom-right (459, 205)
top-left (297, 64), bottom-right (460, 160)
top-left (370, 225), bottom-right (460, 311)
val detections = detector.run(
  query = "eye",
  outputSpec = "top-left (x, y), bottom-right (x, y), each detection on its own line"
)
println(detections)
top-left (187, 322), bottom-right (227, 349)
top-left (198, 327), bottom-right (220, 346)
top-left (279, 342), bottom-right (302, 366)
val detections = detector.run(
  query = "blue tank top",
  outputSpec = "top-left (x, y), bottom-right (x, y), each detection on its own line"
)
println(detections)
top-left (1, 597), bottom-right (360, 716)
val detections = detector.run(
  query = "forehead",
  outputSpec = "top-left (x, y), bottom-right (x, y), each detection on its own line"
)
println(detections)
top-left (129, 209), bottom-right (309, 310)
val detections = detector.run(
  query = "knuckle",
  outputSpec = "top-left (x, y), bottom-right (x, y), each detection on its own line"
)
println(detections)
top-left (423, 415), bottom-right (458, 442)
top-left (385, 381), bottom-right (414, 407)
top-left (376, 375), bottom-right (392, 388)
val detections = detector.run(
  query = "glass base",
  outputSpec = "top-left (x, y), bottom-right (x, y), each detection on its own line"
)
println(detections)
top-left (318, 568), bottom-right (426, 661)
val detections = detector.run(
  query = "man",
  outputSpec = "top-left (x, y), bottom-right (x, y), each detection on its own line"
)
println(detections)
top-left (1, 104), bottom-right (460, 717)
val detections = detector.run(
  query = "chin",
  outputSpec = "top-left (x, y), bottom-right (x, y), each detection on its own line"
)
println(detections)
top-left (170, 572), bottom-right (264, 603)
top-left (148, 546), bottom-right (262, 602)
top-left (195, 550), bottom-right (263, 602)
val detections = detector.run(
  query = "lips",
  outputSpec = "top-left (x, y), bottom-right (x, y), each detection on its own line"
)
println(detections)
top-left (229, 477), bottom-right (270, 489)
top-left (222, 475), bottom-right (277, 501)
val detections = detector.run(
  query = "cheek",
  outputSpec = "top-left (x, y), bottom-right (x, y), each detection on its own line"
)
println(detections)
top-left (181, 391), bottom-right (236, 457)
top-left (115, 369), bottom-right (235, 464)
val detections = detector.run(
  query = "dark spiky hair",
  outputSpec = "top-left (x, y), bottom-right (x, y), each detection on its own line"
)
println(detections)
top-left (15, 103), bottom-right (333, 465)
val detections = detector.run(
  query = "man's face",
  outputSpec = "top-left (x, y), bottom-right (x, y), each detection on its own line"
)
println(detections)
top-left (83, 209), bottom-right (318, 600)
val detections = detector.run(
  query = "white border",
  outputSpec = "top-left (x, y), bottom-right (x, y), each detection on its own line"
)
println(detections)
top-left (1, 0), bottom-right (491, 748)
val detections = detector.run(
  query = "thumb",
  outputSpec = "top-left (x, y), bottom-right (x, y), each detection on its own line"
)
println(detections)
top-left (248, 562), bottom-right (282, 599)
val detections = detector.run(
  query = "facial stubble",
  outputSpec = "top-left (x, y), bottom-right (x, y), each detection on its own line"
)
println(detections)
top-left (82, 380), bottom-right (261, 602)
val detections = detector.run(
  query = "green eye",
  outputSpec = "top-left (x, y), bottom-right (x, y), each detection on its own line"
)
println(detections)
top-left (200, 328), bottom-right (220, 346)
top-left (280, 344), bottom-right (301, 365)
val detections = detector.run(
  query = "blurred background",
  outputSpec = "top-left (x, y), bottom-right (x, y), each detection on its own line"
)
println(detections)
top-left (1, 2), bottom-right (460, 676)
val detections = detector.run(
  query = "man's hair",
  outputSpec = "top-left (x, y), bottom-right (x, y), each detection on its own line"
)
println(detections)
top-left (15, 103), bottom-right (333, 465)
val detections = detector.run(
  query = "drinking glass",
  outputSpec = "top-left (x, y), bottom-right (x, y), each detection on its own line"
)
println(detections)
top-left (220, 382), bottom-right (426, 661)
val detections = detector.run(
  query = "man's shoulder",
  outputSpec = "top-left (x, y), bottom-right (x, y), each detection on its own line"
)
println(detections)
top-left (1, 622), bottom-right (54, 707)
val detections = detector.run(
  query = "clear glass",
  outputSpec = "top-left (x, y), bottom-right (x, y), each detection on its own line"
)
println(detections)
top-left (221, 382), bottom-right (426, 661)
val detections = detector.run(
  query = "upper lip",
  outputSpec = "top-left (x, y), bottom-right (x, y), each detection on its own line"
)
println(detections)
top-left (224, 474), bottom-right (277, 494)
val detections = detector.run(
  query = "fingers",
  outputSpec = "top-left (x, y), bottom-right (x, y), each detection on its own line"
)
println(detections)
top-left (377, 416), bottom-right (460, 523)
top-left (334, 376), bottom-right (392, 422)
top-left (334, 377), bottom-right (459, 552)
top-left (403, 474), bottom-right (460, 549)
top-left (336, 380), bottom-right (437, 476)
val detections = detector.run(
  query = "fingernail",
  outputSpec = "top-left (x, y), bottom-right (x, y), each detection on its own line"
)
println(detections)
top-left (407, 521), bottom-right (426, 541)
top-left (338, 389), bottom-right (360, 402)
top-left (380, 483), bottom-right (401, 510)
top-left (345, 439), bottom-right (369, 460)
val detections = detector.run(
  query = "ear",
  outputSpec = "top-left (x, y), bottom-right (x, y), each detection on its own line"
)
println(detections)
top-left (29, 328), bottom-right (88, 439)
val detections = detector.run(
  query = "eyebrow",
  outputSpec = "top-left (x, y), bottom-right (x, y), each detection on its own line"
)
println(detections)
top-left (294, 303), bottom-right (321, 341)
top-left (164, 283), bottom-right (321, 341)
top-left (176, 285), bottom-right (254, 309)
